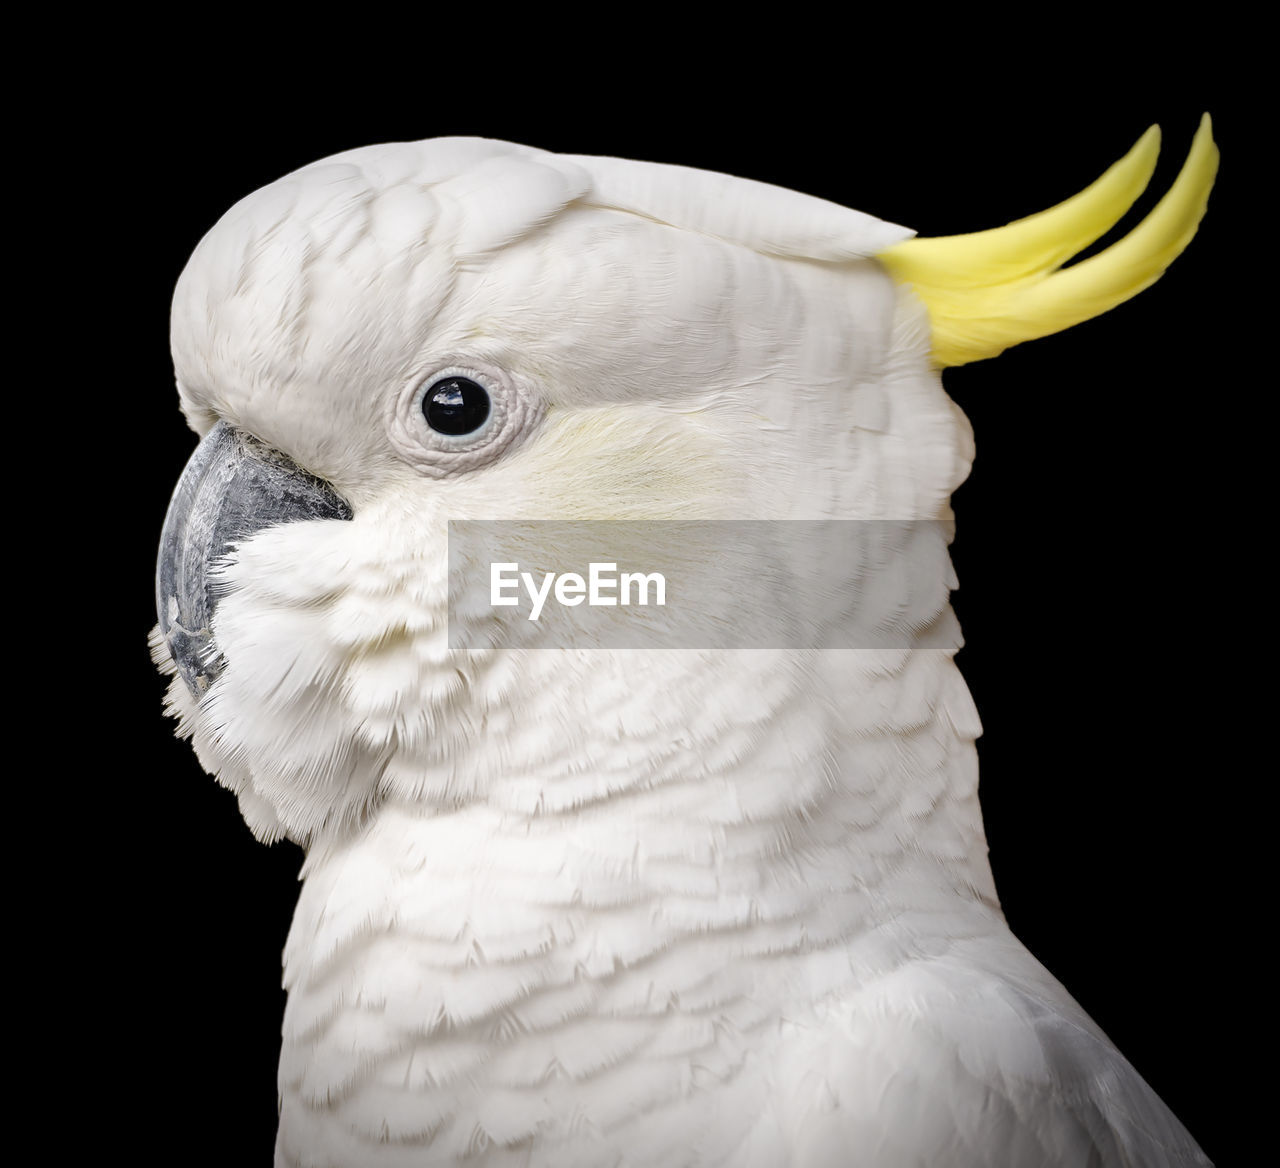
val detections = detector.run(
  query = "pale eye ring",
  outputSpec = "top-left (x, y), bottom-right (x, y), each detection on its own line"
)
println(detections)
top-left (387, 358), bottom-right (542, 478)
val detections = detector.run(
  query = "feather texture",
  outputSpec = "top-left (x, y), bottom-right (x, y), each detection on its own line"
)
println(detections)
top-left (154, 135), bottom-right (1213, 1166)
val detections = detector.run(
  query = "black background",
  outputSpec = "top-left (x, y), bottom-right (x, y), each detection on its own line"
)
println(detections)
top-left (78, 44), bottom-right (1247, 1166)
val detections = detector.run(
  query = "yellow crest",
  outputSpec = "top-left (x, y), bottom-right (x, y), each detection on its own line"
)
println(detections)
top-left (879, 115), bottom-right (1219, 367)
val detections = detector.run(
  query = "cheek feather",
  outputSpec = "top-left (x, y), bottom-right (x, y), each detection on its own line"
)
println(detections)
top-left (519, 409), bottom-right (743, 520)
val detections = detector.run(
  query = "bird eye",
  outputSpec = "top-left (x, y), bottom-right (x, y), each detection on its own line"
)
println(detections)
top-left (388, 359), bottom-right (542, 478)
top-left (423, 377), bottom-right (491, 435)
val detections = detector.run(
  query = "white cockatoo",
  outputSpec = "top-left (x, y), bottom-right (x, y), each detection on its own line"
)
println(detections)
top-left (154, 121), bottom-right (1218, 1167)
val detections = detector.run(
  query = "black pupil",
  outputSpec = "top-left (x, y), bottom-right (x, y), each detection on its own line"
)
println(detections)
top-left (424, 377), bottom-right (490, 435)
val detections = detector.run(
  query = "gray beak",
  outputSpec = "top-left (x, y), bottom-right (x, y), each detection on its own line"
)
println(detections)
top-left (156, 421), bottom-right (353, 699)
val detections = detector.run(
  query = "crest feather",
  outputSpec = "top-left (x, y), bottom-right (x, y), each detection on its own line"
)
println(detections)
top-left (879, 115), bottom-right (1218, 367)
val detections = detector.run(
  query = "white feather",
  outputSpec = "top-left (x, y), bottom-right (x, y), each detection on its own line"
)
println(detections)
top-left (156, 136), bottom-right (1209, 1166)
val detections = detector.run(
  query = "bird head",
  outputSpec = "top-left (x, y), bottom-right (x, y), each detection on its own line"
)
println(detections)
top-left (154, 126), bottom-right (1216, 847)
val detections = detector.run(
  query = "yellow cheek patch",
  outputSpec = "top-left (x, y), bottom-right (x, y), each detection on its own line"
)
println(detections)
top-left (879, 114), bottom-right (1219, 368)
top-left (526, 407), bottom-right (736, 520)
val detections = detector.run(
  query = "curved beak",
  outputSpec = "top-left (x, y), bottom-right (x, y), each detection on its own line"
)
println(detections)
top-left (155, 422), bottom-right (353, 699)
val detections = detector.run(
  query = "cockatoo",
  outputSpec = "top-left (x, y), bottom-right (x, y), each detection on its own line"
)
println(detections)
top-left (154, 121), bottom-right (1218, 1167)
